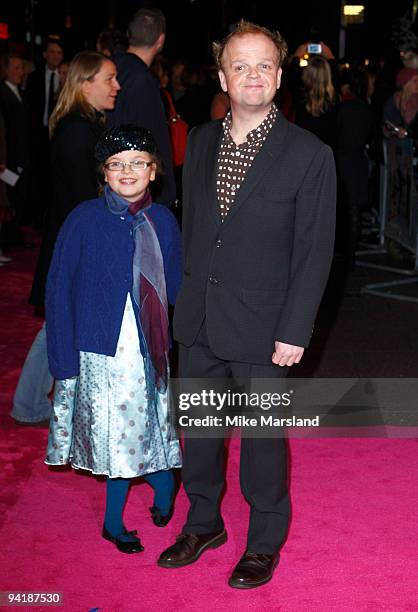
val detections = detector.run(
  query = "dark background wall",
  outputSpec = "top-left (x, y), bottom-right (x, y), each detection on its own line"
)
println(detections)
top-left (0, 0), bottom-right (416, 64)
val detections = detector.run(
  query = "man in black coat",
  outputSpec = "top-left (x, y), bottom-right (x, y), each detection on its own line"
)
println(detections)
top-left (158, 21), bottom-right (336, 589)
top-left (108, 8), bottom-right (176, 206)
top-left (0, 53), bottom-right (31, 247)
top-left (25, 39), bottom-right (63, 225)
top-left (25, 40), bottom-right (63, 130)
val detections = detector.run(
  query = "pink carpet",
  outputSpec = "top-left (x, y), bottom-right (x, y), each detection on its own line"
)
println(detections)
top-left (1, 237), bottom-right (418, 611)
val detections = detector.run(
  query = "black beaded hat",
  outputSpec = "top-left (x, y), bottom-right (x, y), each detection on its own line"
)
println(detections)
top-left (95, 124), bottom-right (157, 162)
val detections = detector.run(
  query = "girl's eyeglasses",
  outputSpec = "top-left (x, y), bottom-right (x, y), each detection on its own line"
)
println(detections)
top-left (104, 160), bottom-right (153, 172)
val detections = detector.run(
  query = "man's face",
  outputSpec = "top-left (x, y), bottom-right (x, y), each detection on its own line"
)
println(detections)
top-left (218, 33), bottom-right (281, 111)
top-left (6, 58), bottom-right (24, 86)
top-left (43, 43), bottom-right (64, 69)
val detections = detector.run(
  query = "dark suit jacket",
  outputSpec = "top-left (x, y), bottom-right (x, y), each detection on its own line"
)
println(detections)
top-left (173, 113), bottom-right (336, 365)
top-left (108, 51), bottom-right (176, 206)
top-left (0, 81), bottom-right (30, 170)
top-left (25, 67), bottom-right (47, 129)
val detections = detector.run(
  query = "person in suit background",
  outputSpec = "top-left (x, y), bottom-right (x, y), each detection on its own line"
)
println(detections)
top-left (25, 39), bottom-right (64, 226)
top-left (0, 109), bottom-right (14, 265)
top-left (0, 53), bottom-right (31, 249)
top-left (158, 20), bottom-right (336, 589)
top-left (25, 39), bottom-right (64, 128)
top-left (108, 7), bottom-right (176, 207)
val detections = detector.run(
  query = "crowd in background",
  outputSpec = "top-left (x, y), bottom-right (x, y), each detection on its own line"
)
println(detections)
top-left (0, 23), bottom-right (417, 269)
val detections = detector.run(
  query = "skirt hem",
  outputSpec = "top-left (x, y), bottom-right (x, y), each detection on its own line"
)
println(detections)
top-left (49, 460), bottom-right (183, 479)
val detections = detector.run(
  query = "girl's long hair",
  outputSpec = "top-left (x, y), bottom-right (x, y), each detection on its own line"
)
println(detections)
top-left (49, 51), bottom-right (108, 137)
top-left (302, 55), bottom-right (336, 117)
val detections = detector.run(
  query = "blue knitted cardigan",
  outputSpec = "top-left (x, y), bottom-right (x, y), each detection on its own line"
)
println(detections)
top-left (45, 196), bottom-right (182, 380)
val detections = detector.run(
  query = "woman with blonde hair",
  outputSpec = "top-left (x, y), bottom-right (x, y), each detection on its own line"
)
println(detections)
top-left (30, 51), bottom-right (119, 308)
top-left (12, 52), bottom-right (119, 424)
top-left (295, 55), bottom-right (339, 150)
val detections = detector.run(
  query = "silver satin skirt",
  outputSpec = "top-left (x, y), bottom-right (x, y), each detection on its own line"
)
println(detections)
top-left (45, 295), bottom-right (181, 478)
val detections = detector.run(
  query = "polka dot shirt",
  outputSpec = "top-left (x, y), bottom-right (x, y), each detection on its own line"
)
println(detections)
top-left (217, 103), bottom-right (278, 220)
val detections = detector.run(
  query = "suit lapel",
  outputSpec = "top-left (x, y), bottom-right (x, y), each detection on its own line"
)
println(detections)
top-left (221, 113), bottom-right (289, 229)
top-left (203, 120), bottom-right (223, 228)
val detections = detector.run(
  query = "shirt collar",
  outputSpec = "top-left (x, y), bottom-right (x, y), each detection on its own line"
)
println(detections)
top-left (5, 80), bottom-right (22, 101)
top-left (222, 102), bottom-right (278, 145)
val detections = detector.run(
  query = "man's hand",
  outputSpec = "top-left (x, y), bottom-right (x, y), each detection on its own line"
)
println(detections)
top-left (272, 341), bottom-right (304, 367)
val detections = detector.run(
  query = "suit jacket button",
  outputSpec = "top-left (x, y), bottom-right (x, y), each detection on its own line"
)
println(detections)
top-left (209, 276), bottom-right (219, 286)
top-left (216, 239), bottom-right (223, 248)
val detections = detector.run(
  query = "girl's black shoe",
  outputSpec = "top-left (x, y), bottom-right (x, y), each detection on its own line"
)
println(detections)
top-left (150, 505), bottom-right (173, 527)
top-left (102, 525), bottom-right (144, 553)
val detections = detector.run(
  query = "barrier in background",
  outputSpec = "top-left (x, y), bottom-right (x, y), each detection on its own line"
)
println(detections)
top-left (360, 137), bottom-right (418, 302)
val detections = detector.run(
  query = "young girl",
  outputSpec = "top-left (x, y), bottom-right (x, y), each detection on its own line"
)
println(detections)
top-left (45, 125), bottom-right (182, 554)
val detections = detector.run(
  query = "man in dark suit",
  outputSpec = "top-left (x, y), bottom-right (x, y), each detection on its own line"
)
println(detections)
top-left (25, 39), bottom-right (63, 225)
top-left (108, 8), bottom-right (176, 206)
top-left (25, 40), bottom-right (63, 130)
top-left (158, 21), bottom-right (336, 589)
top-left (0, 53), bottom-right (31, 247)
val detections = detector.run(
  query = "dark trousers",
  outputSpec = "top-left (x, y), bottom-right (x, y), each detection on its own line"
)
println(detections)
top-left (179, 323), bottom-right (290, 554)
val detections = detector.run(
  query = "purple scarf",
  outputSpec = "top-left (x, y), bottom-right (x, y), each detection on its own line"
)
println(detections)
top-left (105, 185), bottom-right (169, 391)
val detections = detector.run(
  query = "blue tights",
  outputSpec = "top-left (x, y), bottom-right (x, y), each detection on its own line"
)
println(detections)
top-left (104, 477), bottom-right (130, 537)
top-left (104, 470), bottom-right (174, 536)
top-left (143, 470), bottom-right (174, 514)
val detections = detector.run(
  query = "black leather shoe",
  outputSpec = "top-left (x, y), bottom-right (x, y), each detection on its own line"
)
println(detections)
top-left (122, 527), bottom-right (138, 536)
top-left (158, 529), bottom-right (227, 568)
top-left (150, 505), bottom-right (173, 527)
top-left (102, 525), bottom-right (144, 554)
top-left (228, 551), bottom-right (280, 589)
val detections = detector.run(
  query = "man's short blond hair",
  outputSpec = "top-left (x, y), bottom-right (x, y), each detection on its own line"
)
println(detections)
top-left (213, 20), bottom-right (288, 70)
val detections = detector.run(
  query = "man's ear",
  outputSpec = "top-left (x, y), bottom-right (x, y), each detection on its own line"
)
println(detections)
top-left (276, 68), bottom-right (282, 90)
top-left (219, 70), bottom-right (227, 93)
top-left (155, 32), bottom-right (165, 54)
